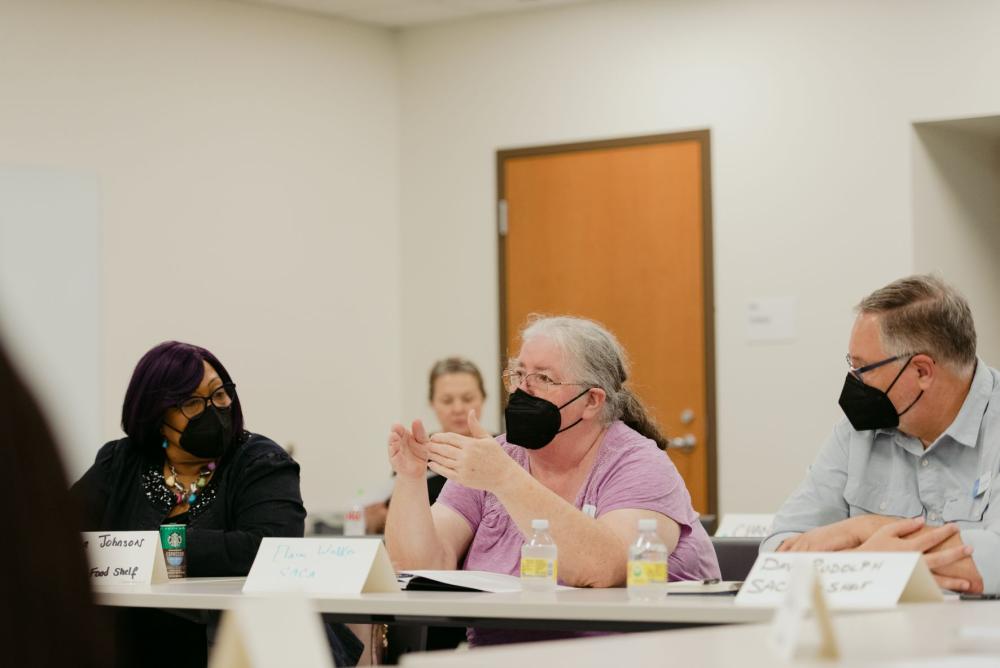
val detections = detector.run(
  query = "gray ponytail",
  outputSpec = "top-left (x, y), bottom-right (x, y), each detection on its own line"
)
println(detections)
top-left (520, 315), bottom-right (668, 450)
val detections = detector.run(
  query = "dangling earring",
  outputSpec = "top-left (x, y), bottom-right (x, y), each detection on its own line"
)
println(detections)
top-left (162, 438), bottom-right (169, 450)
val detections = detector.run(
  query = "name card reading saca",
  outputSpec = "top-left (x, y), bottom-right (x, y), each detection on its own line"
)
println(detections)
top-left (735, 552), bottom-right (942, 609)
top-left (243, 538), bottom-right (399, 595)
top-left (82, 531), bottom-right (168, 586)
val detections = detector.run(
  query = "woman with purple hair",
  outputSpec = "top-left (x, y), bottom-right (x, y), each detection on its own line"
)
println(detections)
top-left (71, 341), bottom-right (361, 667)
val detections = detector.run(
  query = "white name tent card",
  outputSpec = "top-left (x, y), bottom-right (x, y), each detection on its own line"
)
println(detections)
top-left (768, 558), bottom-right (839, 661)
top-left (736, 552), bottom-right (942, 609)
top-left (209, 594), bottom-right (333, 668)
top-left (82, 531), bottom-right (167, 585)
top-left (243, 537), bottom-right (399, 594)
top-left (714, 513), bottom-right (775, 538)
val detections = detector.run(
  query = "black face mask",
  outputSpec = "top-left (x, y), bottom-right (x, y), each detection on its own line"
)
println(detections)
top-left (504, 387), bottom-right (590, 450)
top-left (167, 406), bottom-right (233, 458)
top-left (838, 356), bottom-right (923, 431)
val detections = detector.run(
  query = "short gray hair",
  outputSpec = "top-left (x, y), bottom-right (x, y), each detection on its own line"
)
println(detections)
top-left (857, 274), bottom-right (976, 370)
top-left (517, 315), bottom-right (668, 449)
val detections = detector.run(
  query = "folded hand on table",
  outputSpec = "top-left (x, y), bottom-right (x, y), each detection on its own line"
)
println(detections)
top-left (855, 518), bottom-right (978, 592)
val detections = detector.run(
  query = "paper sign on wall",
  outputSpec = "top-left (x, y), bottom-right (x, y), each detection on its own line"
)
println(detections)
top-left (736, 552), bottom-right (942, 609)
top-left (209, 594), bottom-right (333, 668)
top-left (82, 531), bottom-right (167, 586)
top-left (243, 537), bottom-right (399, 595)
top-left (715, 514), bottom-right (774, 538)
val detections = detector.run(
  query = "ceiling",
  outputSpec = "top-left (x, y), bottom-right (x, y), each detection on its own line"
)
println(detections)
top-left (240, 0), bottom-right (600, 28)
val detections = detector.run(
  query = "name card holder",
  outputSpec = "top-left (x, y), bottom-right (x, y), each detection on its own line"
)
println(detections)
top-left (736, 552), bottom-right (943, 609)
top-left (768, 559), bottom-right (839, 661)
top-left (83, 531), bottom-right (168, 586)
top-left (243, 537), bottom-right (399, 595)
top-left (209, 594), bottom-right (334, 668)
top-left (714, 513), bottom-right (774, 538)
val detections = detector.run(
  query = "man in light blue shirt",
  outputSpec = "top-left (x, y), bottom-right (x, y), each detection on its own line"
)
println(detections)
top-left (762, 275), bottom-right (995, 593)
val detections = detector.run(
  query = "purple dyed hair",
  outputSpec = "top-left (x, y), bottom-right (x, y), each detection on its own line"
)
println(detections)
top-left (121, 341), bottom-right (245, 456)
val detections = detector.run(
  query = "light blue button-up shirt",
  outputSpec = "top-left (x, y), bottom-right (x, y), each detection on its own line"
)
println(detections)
top-left (762, 360), bottom-right (1000, 593)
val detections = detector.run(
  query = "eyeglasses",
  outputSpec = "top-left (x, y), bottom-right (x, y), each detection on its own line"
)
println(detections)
top-left (176, 383), bottom-right (236, 419)
top-left (845, 354), bottom-right (901, 381)
top-left (502, 369), bottom-right (587, 393)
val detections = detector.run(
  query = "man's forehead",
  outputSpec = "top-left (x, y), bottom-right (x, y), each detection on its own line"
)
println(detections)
top-left (848, 314), bottom-right (886, 360)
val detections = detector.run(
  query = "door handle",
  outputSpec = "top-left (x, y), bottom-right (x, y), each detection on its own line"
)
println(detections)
top-left (667, 434), bottom-right (697, 453)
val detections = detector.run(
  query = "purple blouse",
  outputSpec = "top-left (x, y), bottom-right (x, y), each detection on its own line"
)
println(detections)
top-left (437, 420), bottom-right (720, 646)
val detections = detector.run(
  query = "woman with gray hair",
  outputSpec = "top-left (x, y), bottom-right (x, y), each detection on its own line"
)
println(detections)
top-left (386, 315), bottom-right (719, 646)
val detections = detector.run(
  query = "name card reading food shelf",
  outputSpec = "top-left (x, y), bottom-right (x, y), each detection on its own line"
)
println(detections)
top-left (715, 513), bottom-right (775, 538)
top-left (243, 538), bottom-right (399, 595)
top-left (736, 552), bottom-right (942, 609)
top-left (82, 531), bottom-right (167, 585)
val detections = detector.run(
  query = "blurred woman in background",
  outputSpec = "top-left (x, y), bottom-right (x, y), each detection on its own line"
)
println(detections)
top-left (365, 357), bottom-right (486, 533)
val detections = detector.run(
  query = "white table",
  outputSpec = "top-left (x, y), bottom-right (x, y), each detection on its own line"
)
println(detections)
top-left (400, 599), bottom-right (1000, 667)
top-left (94, 577), bottom-right (770, 631)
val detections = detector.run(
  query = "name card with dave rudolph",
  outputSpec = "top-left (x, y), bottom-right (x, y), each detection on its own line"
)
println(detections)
top-left (83, 531), bottom-right (168, 586)
top-left (243, 537), bottom-right (399, 595)
top-left (735, 552), bottom-right (942, 609)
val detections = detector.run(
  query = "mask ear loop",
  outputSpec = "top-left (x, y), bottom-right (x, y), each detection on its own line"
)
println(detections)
top-left (554, 387), bottom-right (594, 435)
top-left (885, 355), bottom-right (923, 417)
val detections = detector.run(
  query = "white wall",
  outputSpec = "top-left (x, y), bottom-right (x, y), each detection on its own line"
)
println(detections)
top-left (397, 0), bottom-right (1000, 513)
top-left (0, 0), bottom-right (400, 513)
top-left (0, 168), bottom-right (101, 480)
top-left (5, 0), bottom-right (1000, 520)
top-left (913, 119), bottom-right (1000, 366)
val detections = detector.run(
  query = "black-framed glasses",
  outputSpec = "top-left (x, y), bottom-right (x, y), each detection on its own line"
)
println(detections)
top-left (501, 369), bottom-right (587, 393)
top-left (176, 383), bottom-right (236, 419)
top-left (845, 354), bottom-right (901, 381)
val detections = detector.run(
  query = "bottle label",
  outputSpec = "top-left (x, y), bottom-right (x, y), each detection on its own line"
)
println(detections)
top-left (627, 560), bottom-right (667, 587)
top-left (520, 557), bottom-right (557, 579)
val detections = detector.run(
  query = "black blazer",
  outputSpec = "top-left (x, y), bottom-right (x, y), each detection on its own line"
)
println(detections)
top-left (72, 432), bottom-right (305, 576)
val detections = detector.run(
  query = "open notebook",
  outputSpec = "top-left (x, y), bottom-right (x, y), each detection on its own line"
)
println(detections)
top-left (398, 570), bottom-right (575, 593)
top-left (665, 580), bottom-right (742, 595)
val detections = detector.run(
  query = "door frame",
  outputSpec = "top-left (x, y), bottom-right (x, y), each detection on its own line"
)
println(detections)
top-left (495, 130), bottom-right (717, 518)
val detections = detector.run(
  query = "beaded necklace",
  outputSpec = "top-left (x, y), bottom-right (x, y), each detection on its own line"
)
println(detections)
top-left (164, 461), bottom-right (217, 506)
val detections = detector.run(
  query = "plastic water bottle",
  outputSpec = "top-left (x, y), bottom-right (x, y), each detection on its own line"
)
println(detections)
top-left (343, 489), bottom-right (366, 536)
top-left (627, 518), bottom-right (668, 600)
top-left (520, 519), bottom-right (558, 591)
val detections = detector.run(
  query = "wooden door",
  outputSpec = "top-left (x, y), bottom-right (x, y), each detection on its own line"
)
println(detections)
top-left (498, 132), bottom-right (715, 515)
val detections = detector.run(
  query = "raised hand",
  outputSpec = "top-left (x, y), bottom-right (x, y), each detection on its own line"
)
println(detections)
top-left (426, 411), bottom-right (517, 492)
top-left (388, 419), bottom-right (431, 479)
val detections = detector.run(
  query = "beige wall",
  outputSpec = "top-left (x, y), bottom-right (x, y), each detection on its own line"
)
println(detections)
top-left (0, 0), bottom-right (401, 513)
top-left (5, 0), bottom-right (1000, 520)
top-left (913, 120), bottom-right (1000, 366)
top-left (397, 0), bottom-right (1000, 514)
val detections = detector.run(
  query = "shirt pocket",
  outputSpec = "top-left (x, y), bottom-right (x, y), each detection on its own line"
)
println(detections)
top-left (942, 494), bottom-right (988, 523)
top-left (843, 482), bottom-right (923, 518)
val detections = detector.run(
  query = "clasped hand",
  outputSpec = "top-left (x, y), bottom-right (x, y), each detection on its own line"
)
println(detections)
top-left (780, 516), bottom-right (977, 592)
top-left (388, 411), bottom-right (515, 492)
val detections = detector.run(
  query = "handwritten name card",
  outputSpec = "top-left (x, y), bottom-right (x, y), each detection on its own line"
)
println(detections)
top-left (714, 513), bottom-right (774, 538)
top-left (735, 552), bottom-right (942, 609)
top-left (82, 531), bottom-right (167, 586)
top-left (243, 538), bottom-right (399, 595)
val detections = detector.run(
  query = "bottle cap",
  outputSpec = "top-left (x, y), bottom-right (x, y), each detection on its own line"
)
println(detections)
top-left (531, 518), bottom-right (549, 530)
top-left (638, 518), bottom-right (657, 531)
